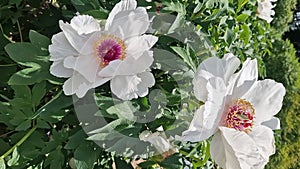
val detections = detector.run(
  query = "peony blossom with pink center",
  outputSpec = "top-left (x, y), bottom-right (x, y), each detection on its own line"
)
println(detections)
top-left (181, 54), bottom-right (286, 169)
top-left (49, 0), bottom-right (158, 100)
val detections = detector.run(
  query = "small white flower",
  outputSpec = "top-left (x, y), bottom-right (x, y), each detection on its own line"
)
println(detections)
top-left (139, 129), bottom-right (177, 156)
top-left (49, 0), bottom-right (158, 100)
top-left (182, 54), bottom-right (286, 169)
top-left (257, 0), bottom-right (277, 23)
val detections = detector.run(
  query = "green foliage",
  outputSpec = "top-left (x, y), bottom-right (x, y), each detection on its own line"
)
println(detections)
top-left (5, 31), bottom-right (53, 85)
top-left (263, 39), bottom-right (300, 169)
top-left (272, 0), bottom-right (298, 34)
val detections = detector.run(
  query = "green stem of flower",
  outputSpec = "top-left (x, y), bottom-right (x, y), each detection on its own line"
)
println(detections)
top-left (16, 19), bottom-right (23, 42)
top-left (0, 64), bottom-right (17, 67)
top-left (0, 125), bottom-right (37, 159)
top-left (0, 130), bottom-right (15, 138)
top-left (31, 90), bottom-right (63, 120)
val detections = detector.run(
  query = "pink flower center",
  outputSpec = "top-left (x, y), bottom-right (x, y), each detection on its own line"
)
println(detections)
top-left (224, 99), bottom-right (255, 133)
top-left (95, 35), bottom-right (126, 67)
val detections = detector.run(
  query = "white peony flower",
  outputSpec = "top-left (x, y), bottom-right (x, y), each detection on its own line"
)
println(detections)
top-left (182, 54), bottom-right (286, 169)
top-left (49, 0), bottom-right (158, 100)
top-left (257, 0), bottom-right (277, 23)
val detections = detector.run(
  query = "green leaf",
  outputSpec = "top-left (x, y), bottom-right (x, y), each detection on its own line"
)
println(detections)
top-left (5, 31), bottom-right (51, 85)
top-left (193, 1), bottom-right (204, 14)
top-left (36, 119), bottom-right (50, 129)
top-left (0, 139), bottom-right (10, 155)
top-left (44, 149), bottom-right (64, 169)
top-left (106, 136), bottom-right (148, 157)
top-left (237, 0), bottom-right (249, 12)
top-left (0, 158), bottom-right (5, 169)
top-left (33, 91), bottom-right (72, 121)
top-left (15, 120), bottom-right (31, 131)
top-left (152, 48), bottom-right (188, 71)
top-left (106, 101), bottom-right (137, 121)
top-left (168, 14), bottom-right (185, 34)
top-left (5, 43), bottom-right (49, 64)
top-left (83, 10), bottom-right (108, 20)
top-left (219, 16), bottom-right (228, 26)
top-left (224, 28), bottom-right (234, 45)
top-left (31, 81), bottom-right (46, 108)
top-left (88, 118), bottom-right (128, 134)
top-left (74, 143), bottom-right (99, 169)
top-left (240, 24), bottom-right (251, 45)
top-left (158, 153), bottom-right (182, 168)
top-left (71, 0), bottom-right (100, 12)
top-left (64, 130), bottom-right (87, 150)
top-left (7, 148), bottom-right (20, 166)
top-left (171, 46), bottom-right (197, 71)
top-left (236, 13), bottom-right (249, 22)
top-left (71, 0), bottom-right (84, 5)
top-left (11, 85), bottom-right (31, 101)
top-left (5, 43), bottom-right (51, 85)
top-left (29, 30), bottom-right (50, 50)
top-left (163, 1), bottom-right (186, 14)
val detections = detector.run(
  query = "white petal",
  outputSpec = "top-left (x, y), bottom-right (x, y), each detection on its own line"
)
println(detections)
top-left (197, 57), bottom-right (222, 76)
top-left (125, 35), bottom-right (158, 59)
top-left (262, 117), bottom-right (281, 130)
top-left (106, 0), bottom-right (137, 29)
top-left (110, 72), bottom-right (154, 100)
top-left (114, 51), bottom-right (154, 76)
top-left (248, 125), bottom-right (276, 167)
top-left (106, 7), bottom-right (150, 39)
top-left (63, 55), bottom-right (100, 83)
top-left (183, 77), bottom-right (226, 142)
top-left (192, 74), bottom-right (209, 102)
top-left (49, 32), bottom-right (77, 61)
top-left (211, 127), bottom-right (265, 169)
top-left (193, 54), bottom-right (240, 102)
top-left (50, 60), bottom-right (73, 78)
top-left (63, 73), bottom-right (89, 97)
top-left (70, 15), bottom-right (100, 35)
top-left (230, 58), bottom-right (258, 100)
top-left (59, 20), bottom-right (91, 53)
top-left (98, 60), bottom-right (122, 78)
top-left (136, 71), bottom-right (155, 97)
top-left (210, 130), bottom-right (241, 169)
top-left (198, 55), bottom-right (240, 84)
top-left (243, 79), bottom-right (286, 124)
top-left (204, 77), bottom-right (227, 129)
top-left (223, 53), bottom-right (241, 84)
top-left (235, 58), bottom-right (258, 87)
top-left (139, 131), bottom-right (172, 154)
top-left (78, 31), bottom-right (101, 56)
top-left (63, 72), bottom-right (109, 98)
top-left (182, 106), bottom-right (217, 142)
top-left (98, 51), bottom-right (153, 78)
